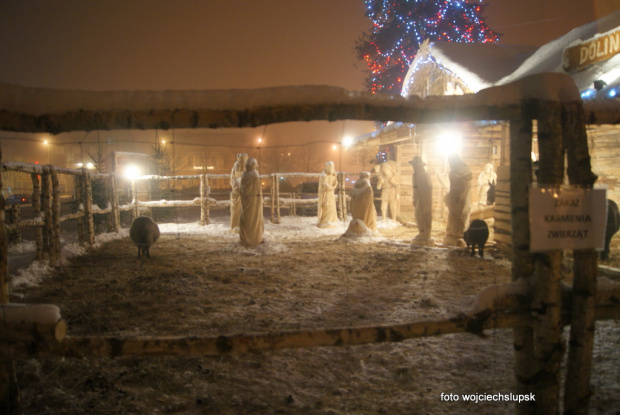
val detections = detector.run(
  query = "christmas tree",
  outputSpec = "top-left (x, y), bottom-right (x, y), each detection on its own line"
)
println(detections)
top-left (356, 0), bottom-right (500, 95)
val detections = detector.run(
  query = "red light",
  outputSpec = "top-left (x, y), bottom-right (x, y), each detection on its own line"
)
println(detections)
top-left (34, 161), bottom-right (39, 164)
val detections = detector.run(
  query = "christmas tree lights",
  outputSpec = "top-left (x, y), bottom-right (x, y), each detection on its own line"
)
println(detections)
top-left (356, 0), bottom-right (500, 95)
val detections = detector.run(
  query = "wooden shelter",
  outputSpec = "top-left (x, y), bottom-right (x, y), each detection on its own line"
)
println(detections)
top-left (354, 10), bottom-right (620, 247)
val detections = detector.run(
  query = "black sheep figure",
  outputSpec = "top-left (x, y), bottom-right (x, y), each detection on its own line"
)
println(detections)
top-left (130, 216), bottom-right (160, 259)
top-left (464, 219), bottom-right (489, 258)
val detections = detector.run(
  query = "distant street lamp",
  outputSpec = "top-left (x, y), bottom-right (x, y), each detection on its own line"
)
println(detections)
top-left (43, 140), bottom-right (50, 164)
top-left (257, 137), bottom-right (263, 168)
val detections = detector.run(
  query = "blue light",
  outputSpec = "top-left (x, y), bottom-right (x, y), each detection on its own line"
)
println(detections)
top-left (609, 89), bottom-right (617, 98)
top-left (580, 89), bottom-right (596, 100)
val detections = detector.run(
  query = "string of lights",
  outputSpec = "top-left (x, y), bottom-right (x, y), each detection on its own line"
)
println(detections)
top-left (356, 0), bottom-right (500, 95)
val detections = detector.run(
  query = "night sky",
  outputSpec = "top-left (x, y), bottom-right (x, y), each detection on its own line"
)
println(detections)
top-left (0, 0), bottom-right (612, 92)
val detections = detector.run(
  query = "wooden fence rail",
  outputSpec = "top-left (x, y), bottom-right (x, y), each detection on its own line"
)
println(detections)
top-left (2, 163), bottom-right (358, 267)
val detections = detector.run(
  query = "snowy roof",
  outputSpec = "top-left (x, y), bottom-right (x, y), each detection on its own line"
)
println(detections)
top-left (403, 41), bottom-right (536, 94)
top-left (402, 9), bottom-right (620, 100)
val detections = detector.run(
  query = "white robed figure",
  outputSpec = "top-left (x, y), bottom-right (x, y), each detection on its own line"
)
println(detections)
top-left (230, 153), bottom-right (248, 233)
top-left (345, 171), bottom-right (378, 236)
top-left (443, 154), bottom-right (472, 247)
top-left (317, 161), bottom-right (338, 228)
top-left (410, 156), bottom-right (433, 244)
top-left (239, 158), bottom-right (264, 247)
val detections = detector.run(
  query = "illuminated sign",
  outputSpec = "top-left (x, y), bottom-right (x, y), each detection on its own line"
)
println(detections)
top-left (563, 27), bottom-right (620, 72)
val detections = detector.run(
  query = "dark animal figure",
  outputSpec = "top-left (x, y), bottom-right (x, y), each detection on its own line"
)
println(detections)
top-left (602, 199), bottom-right (620, 261)
top-left (486, 180), bottom-right (496, 205)
top-left (464, 219), bottom-right (489, 258)
top-left (130, 216), bottom-right (160, 259)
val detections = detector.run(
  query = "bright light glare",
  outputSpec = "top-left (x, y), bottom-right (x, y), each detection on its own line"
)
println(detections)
top-left (437, 130), bottom-right (462, 157)
top-left (332, 144), bottom-right (338, 150)
top-left (123, 164), bottom-right (141, 180)
top-left (342, 136), bottom-right (353, 148)
top-left (86, 162), bottom-right (95, 169)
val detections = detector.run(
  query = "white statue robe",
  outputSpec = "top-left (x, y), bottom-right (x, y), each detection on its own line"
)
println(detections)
top-left (413, 167), bottom-right (433, 240)
top-left (317, 172), bottom-right (338, 227)
top-left (240, 169), bottom-right (264, 247)
top-left (230, 164), bottom-right (243, 232)
top-left (350, 178), bottom-right (378, 234)
top-left (445, 161), bottom-right (472, 241)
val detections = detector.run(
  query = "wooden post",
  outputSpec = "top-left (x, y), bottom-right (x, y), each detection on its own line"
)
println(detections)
top-left (530, 102), bottom-right (565, 414)
top-left (6, 206), bottom-right (21, 244)
top-left (131, 179), bottom-right (138, 221)
top-left (563, 101), bottom-right (599, 414)
top-left (270, 174), bottom-right (275, 223)
top-left (49, 166), bottom-right (61, 266)
top-left (200, 174), bottom-right (209, 226)
top-left (0, 145), bottom-right (20, 414)
top-left (82, 168), bottom-right (94, 246)
top-left (31, 173), bottom-right (44, 260)
top-left (109, 174), bottom-right (120, 233)
top-left (205, 175), bottom-right (211, 225)
top-left (275, 174), bottom-right (281, 224)
top-left (508, 112), bottom-right (537, 414)
top-left (0, 148), bottom-right (7, 305)
top-left (41, 166), bottom-right (52, 257)
top-left (76, 172), bottom-right (85, 244)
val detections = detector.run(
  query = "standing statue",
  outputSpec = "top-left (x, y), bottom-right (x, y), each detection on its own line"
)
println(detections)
top-left (477, 163), bottom-right (497, 206)
top-left (374, 160), bottom-right (400, 221)
top-left (409, 156), bottom-right (433, 244)
top-left (345, 171), bottom-right (378, 236)
top-left (443, 153), bottom-right (472, 247)
top-left (317, 161), bottom-right (338, 228)
top-left (239, 158), bottom-right (264, 247)
top-left (230, 153), bottom-right (248, 233)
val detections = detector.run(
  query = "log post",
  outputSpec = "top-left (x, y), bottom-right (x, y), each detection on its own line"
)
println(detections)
top-left (530, 102), bottom-right (566, 414)
top-left (6, 205), bottom-right (21, 244)
top-left (49, 166), bottom-right (61, 266)
top-left (0, 147), bottom-right (8, 305)
top-left (41, 165), bottom-right (52, 257)
top-left (0, 145), bottom-right (20, 415)
top-left (199, 174), bottom-right (207, 226)
top-left (206, 175), bottom-right (211, 225)
top-left (563, 101), bottom-right (599, 414)
top-left (131, 179), bottom-right (138, 221)
top-left (82, 168), bottom-right (94, 246)
top-left (269, 173), bottom-right (276, 223)
top-left (109, 174), bottom-right (120, 233)
top-left (31, 172), bottom-right (44, 260)
top-left (509, 111), bottom-right (536, 415)
top-left (275, 173), bottom-right (281, 224)
top-left (76, 172), bottom-right (85, 244)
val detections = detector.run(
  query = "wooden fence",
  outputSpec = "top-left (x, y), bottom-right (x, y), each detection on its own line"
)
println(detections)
top-left (1, 164), bottom-right (359, 268)
top-left (2, 75), bottom-right (620, 414)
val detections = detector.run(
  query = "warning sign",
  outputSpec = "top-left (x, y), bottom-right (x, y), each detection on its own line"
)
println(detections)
top-left (529, 186), bottom-right (607, 252)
